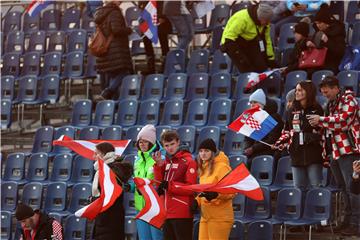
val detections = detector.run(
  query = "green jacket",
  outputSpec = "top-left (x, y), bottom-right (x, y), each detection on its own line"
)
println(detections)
top-left (221, 6), bottom-right (274, 60)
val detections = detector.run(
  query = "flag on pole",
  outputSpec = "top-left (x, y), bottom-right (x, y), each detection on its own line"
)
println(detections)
top-left (138, 1), bottom-right (158, 44)
top-left (245, 69), bottom-right (283, 90)
top-left (134, 178), bottom-right (166, 229)
top-left (172, 163), bottom-right (263, 200)
top-left (228, 106), bottom-right (278, 142)
top-left (53, 135), bottom-right (130, 160)
top-left (26, 0), bottom-right (53, 17)
top-left (75, 160), bottom-right (122, 220)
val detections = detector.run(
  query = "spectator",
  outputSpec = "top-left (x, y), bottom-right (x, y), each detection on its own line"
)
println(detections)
top-left (15, 203), bottom-right (63, 240)
top-left (307, 76), bottom-right (359, 237)
top-left (94, 1), bottom-right (133, 100)
top-left (221, 3), bottom-right (275, 73)
top-left (153, 130), bottom-right (197, 240)
top-left (243, 89), bottom-right (284, 166)
top-left (131, 125), bottom-right (163, 240)
top-left (351, 160), bottom-right (360, 195)
top-left (163, 1), bottom-right (194, 54)
top-left (285, 89), bottom-right (296, 112)
top-left (192, 138), bottom-right (234, 240)
top-left (306, 3), bottom-right (346, 74)
top-left (274, 81), bottom-right (324, 191)
top-left (92, 142), bottom-right (133, 240)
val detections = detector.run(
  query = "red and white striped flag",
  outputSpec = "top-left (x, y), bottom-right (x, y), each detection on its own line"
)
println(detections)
top-left (245, 69), bottom-right (282, 90)
top-left (53, 135), bottom-right (130, 160)
top-left (173, 163), bottom-right (263, 200)
top-left (134, 178), bottom-right (166, 229)
top-left (75, 160), bottom-right (122, 220)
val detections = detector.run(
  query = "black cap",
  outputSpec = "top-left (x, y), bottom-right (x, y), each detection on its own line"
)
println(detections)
top-left (314, 4), bottom-right (332, 24)
top-left (294, 22), bottom-right (309, 37)
top-left (198, 138), bottom-right (217, 153)
top-left (15, 204), bottom-right (34, 221)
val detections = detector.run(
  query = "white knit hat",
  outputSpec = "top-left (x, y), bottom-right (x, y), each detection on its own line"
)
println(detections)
top-left (249, 89), bottom-right (266, 106)
top-left (137, 124), bottom-right (156, 145)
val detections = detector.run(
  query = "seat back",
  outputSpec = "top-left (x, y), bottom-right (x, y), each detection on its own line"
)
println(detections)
top-left (164, 50), bottom-right (186, 76)
top-left (101, 126), bottom-right (122, 140)
top-left (1, 181), bottom-right (18, 211)
top-left (232, 193), bottom-right (246, 217)
top-left (284, 70), bottom-right (308, 96)
top-left (124, 126), bottom-right (142, 154)
top-left (312, 70), bottom-right (334, 93)
top-left (250, 155), bottom-right (274, 186)
top-left (208, 4), bottom-right (230, 30)
top-left (233, 97), bottom-right (251, 121)
top-left (3, 153), bottom-right (25, 181)
top-left (68, 183), bottom-right (92, 213)
top-left (42, 52), bottom-right (62, 76)
top-left (137, 99), bottom-right (160, 126)
top-left (78, 126), bottom-right (100, 140)
top-left (2, 53), bottom-right (21, 77)
top-left (186, 73), bottom-right (209, 100)
top-left (337, 70), bottom-right (359, 94)
top-left (26, 153), bottom-right (49, 182)
top-left (48, 31), bottom-right (66, 53)
top-left (64, 215), bottom-right (87, 240)
top-left (184, 99), bottom-right (209, 127)
top-left (196, 126), bottom-right (221, 150)
top-left (3, 11), bottom-right (22, 34)
top-left (163, 73), bottom-right (187, 100)
top-left (210, 50), bottom-right (231, 75)
top-left (1, 211), bottom-right (12, 240)
top-left (303, 188), bottom-right (332, 220)
top-left (223, 130), bottom-right (245, 155)
top-left (5, 31), bottom-right (24, 54)
top-left (44, 182), bottom-right (67, 212)
top-left (22, 182), bottom-right (43, 210)
top-left (41, 9), bottom-right (61, 31)
top-left (50, 153), bottom-right (73, 182)
top-left (62, 51), bottom-right (84, 78)
top-left (142, 74), bottom-right (165, 100)
top-left (186, 49), bottom-right (209, 75)
top-left (67, 29), bottom-right (87, 53)
top-left (177, 125), bottom-right (196, 153)
top-left (229, 220), bottom-right (244, 240)
top-left (70, 155), bottom-right (94, 183)
top-left (1, 100), bottom-right (12, 129)
top-left (278, 23), bottom-right (296, 51)
top-left (208, 98), bottom-right (232, 127)
top-left (210, 26), bottom-right (225, 53)
top-left (31, 126), bottom-right (54, 153)
top-left (71, 100), bottom-right (92, 127)
top-left (119, 75), bottom-right (142, 100)
top-left (248, 221), bottom-right (273, 240)
top-left (39, 75), bottom-right (61, 104)
top-left (229, 155), bottom-right (247, 169)
top-left (161, 99), bottom-right (184, 127)
top-left (61, 8), bottom-right (81, 31)
top-left (244, 187), bottom-right (271, 219)
top-left (116, 99), bottom-right (138, 127)
top-left (23, 13), bottom-right (40, 34)
top-left (21, 52), bottom-right (41, 76)
top-left (273, 156), bottom-right (294, 188)
top-left (1, 76), bottom-right (15, 100)
top-left (275, 188), bottom-right (302, 220)
top-left (93, 100), bottom-right (115, 127)
top-left (27, 31), bottom-right (46, 54)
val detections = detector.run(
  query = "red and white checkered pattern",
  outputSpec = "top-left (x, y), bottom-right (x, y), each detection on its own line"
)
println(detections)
top-left (52, 220), bottom-right (63, 240)
top-left (245, 116), bottom-right (261, 130)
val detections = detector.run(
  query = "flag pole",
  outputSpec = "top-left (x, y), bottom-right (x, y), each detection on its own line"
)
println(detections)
top-left (258, 140), bottom-right (273, 147)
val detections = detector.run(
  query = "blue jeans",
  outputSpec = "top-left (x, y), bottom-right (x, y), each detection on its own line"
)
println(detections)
top-left (100, 72), bottom-right (128, 99)
top-left (167, 14), bottom-right (194, 52)
top-left (292, 164), bottom-right (323, 191)
top-left (136, 218), bottom-right (163, 240)
top-left (330, 154), bottom-right (360, 226)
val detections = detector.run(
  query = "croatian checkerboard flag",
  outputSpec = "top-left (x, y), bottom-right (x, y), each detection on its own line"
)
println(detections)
top-left (75, 159), bottom-right (122, 220)
top-left (134, 178), bottom-right (166, 229)
top-left (228, 106), bottom-right (278, 141)
top-left (26, 0), bottom-right (53, 17)
top-left (139, 1), bottom-right (158, 44)
top-left (53, 135), bottom-right (130, 160)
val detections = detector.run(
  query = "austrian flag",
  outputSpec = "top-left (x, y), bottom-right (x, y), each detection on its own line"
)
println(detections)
top-left (245, 68), bottom-right (283, 90)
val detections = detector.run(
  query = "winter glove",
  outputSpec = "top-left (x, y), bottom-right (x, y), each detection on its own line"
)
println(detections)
top-left (157, 180), bottom-right (168, 196)
top-left (199, 191), bottom-right (218, 201)
top-left (190, 199), bottom-right (199, 214)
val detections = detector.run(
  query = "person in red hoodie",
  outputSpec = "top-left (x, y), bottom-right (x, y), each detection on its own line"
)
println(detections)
top-left (153, 130), bottom-right (197, 240)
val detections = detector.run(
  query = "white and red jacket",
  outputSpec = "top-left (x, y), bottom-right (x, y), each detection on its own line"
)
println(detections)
top-left (154, 146), bottom-right (197, 219)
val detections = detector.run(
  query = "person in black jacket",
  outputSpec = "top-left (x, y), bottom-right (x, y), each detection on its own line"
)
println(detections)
top-left (274, 81), bottom-right (324, 191)
top-left (92, 142), bottom-right (133, 240)
top-left (15, 204), bottom-right (63, 240)
top-left (94, 1), bottom-right (134, 100)
top-left (243, 89), bottom-right (284, 167)
top-left (351, 160), bottom-right (360, 195)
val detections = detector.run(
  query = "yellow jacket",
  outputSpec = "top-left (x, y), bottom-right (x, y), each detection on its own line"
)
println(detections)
top-left (197, 151), bottom-right (234, 222)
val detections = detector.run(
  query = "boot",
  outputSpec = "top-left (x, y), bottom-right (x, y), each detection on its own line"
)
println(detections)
top-left (141, 56), bottom-right (156, 75)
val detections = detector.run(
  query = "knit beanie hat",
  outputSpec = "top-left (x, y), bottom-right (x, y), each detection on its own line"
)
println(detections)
top-left (257, 3), bottom-right (274, 22)
top-left (249, 89), bottom-right (266, 106)
top-left (294, 22), bottom-right (309, 37)
top-left (137, 124), bottom-right (156, 145)
top-left (314, 4), bottom-right (332, 24)
top-left (198, 138), bottom-right (217, 153)
top-left (286, 89), bottom-right (296, 102)
top-left (15, 204), bottom-right (34, 221)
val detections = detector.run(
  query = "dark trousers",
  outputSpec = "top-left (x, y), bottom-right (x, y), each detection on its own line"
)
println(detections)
top-left (143, 17), bottom-right (172, 58)
top-left (163, 218), bottom-right (193, 240)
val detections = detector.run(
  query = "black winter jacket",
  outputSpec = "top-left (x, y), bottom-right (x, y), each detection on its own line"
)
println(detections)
top-left (351, 178), bottom-right (360, 195)
top-left (94, 3), bottom-right (133, 74)
top-left (286, 38), bottom-right (308, 73)
top-left (285, 102), bottom-right (324, 167)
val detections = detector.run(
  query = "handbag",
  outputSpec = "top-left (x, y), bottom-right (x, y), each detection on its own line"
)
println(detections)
top-left (298, 47), bottom-right (328, 69)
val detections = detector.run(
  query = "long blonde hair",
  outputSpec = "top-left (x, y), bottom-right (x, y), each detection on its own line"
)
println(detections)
top-left (197, 152), bottom-right (216, 176)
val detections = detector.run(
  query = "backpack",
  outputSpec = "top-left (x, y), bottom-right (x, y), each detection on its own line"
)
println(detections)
top-left (338, 46), bottom-right (360, 71)
top-left (88, 15), bottom-right (113, 57)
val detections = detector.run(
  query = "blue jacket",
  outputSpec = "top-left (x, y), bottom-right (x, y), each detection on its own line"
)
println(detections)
top-left (286, 0), bottom-right (330, 17)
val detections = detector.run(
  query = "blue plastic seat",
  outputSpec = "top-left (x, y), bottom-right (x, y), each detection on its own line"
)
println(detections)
top-left (209, 72), bottom-right (231, 100)
top-left (229, 220), bottom-right (245, 240)
top-left (316, 95), bottom-right (328, 110)
top-left (329, 1), bottom-right (344, 22)
top-left (210, 26), bottom-right (225, 54)
top-left (81, 10), bottom-right (95, 33)
top-left (346, 1), bottom-right (360, 23)
top-left (84, 53), bottom-right (97, 79)
top-left (118, 75), bottom-right (142, 100)
top-left (142, 74), bottom-right (165, 100)
top-left (186, 49), bottom-right (209, 75)
top-left (69, 155), bottom-right (94, 184)
top-left (5, 31), bottom-right (24, 54)
top-left (44, 182), bottom-right (67, 213)
top-left (233, 73), bottom-right (254, 100)
top-left (248, 221), bottom-right (273, 240)
top-left (232, 193), bottom-right (246, 218)
top-left (124, 126), bottom-right (143, 154)
top-left (123, 154), bottom-right (137, 166)
top-left (50, 153), bottom-right (73, 182)
top-left (177, 125), bottom-right (196, 153)
top-left (41, 52), bottom-right (62, 76)
top-left (21, 182), bottom-right (43, 210)
top-left (278, 23), bottom-right (296, 51)
top-left (1, 181), bottom-right (18, 211)
top-left (125, 6), bottom-right (140, 27)
top-left (208, 4), bottom-right (230, 30)
top-left (186, 73), bottom-right (209, 101)
top-left (337, 70), bottom-right (358, 94)
top-left (279, 48), bottom-right (293, 67)
top-left (311, 70), bottom-right (333, 93)
top-left (26, 153), bottom-right (49, 183)
top-left (14, 75), bottom-right (39, 106)
top-left (93, 100), bottom-right (115, 128)
top-left (123, 191), bottom-right (136, 216)
top-left (2, 53), bottom-right (21, 77)
top-left (231, 1), bottom-right (251, 15)
top-left (137, 99), bottom-right (160, 126)
top-left (67, 183), bottom-right (92, 213)
top-left (1, 100), bottom-right (12, 129)
top-left (125, 215), bottom-right (137, 239)
top-left (164, 50), bottom-right (186, 76)
top-left (41, 9), bottom-right (61, 32)
top-left (116, 99), bottom-right (138, 127)
top-left (269, 156), bottom-right (294, 191)
top-left (48, 31), bottom-right (66, 53)
top-left (67, 29), bottom-right (87, 53)
top-left (64, 215), bottom-right (87, 240)
top-left (1, 211), bottom-right (12, 240)
top-left (62, 51), bottom-right (84, 79)
top-left (1, 76), bottom-right (15, 100)
top-left (208, 98), bottom-right (232, 128)
top-left (21, 52), bottom-right (41, 76)
top-left (233, 97), bottom-right (251, 120)
top-left (71, 99), bottom-right (92, 128)
top-left (3, 11), bottom-right (21, 34)
top-left (27, 31), bottom-right (46, 54)
top-left (31, 126), bottom-right (54, 154)
top-left (184, 99), bottom-right (209, 127)
top-left (101, 126), bottom-right (122, 140)
top-left (284, 70), bottom-right (308, 96)
top-left (2, 153), bottom-right (25, 183)
top-left (163, 73), bottom-right (188, 100)
top-left (210, 50), bottom-right (231, 74)
top-left (196, 126), bottom-right (221, 150)
top-left (38, 75), bottom-right (61, 104)
top-left (229, 155), bottom-right (247, 169)
top-left (223, 130), bottom-right (246, 156)
top-left (78, 126), bottom-right (100, 140)
top-left (238, 187), bottom-right (271, 223)
top-left (61, 8), bottom-right (81, 31)
top-left (161, 99), bottom-right (184, 127)
top-left (259, 71), bottom-right (282, 97)
top-left (23, 13), bottom-right (40, 34)
top-left (250, 155), bottom-right (274, 186)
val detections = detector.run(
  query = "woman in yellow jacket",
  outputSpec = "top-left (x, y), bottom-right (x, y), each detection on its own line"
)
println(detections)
top-left (194, 138), bottom-right (234, 240)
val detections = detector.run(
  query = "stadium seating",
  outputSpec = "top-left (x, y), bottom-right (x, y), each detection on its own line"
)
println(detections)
top-left (50, 153), bottom-right (73, 182)
top-left (1, 181), bottom-right (18, 211)
top-left (141, 74), bottom-right (165, 100)
top-left (248, 221), bottom-right (273, 240)
top-left (69, 155), bottom-right (94, 185)
top-left (5, 31), bottom-right (24, 54)
top-left (1, 210), bottom-right (12, 240)
top-left (161, 99), bottom-right (184, 127)
top-left (2, 153), bottom-right (26, 183)
top-left (186, 73), bottom-right (209, 101)
top-left (3, 11), bottom-right (22, 34)
top-left (26, 153), bottom-right (49, 184)
top-left (64, 215), bottom-right (87, 240)
top-left (209, 72), bottom-right (232, 100)
top-left (93, 100), bottom-right (116, 128)
top-left (101, 126), bottom-right (122, 140)
top-left (21, 182), bottom-right (43, 210)
top-left (1, 76), bottom-right (15, 100)
top-left (1, 100), bottom-right (12, 129)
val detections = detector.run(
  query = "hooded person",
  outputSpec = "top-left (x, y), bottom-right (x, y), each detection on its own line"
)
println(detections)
top-left (191, 138), bottom-right (234, 240)
top-left (221, 3), bottom-right (275, 73)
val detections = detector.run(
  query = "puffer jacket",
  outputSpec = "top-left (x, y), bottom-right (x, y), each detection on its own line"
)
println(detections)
top-left (197, 151), bottom-right (234, 223)
top-left (94, 3), bottom-right (133, 73)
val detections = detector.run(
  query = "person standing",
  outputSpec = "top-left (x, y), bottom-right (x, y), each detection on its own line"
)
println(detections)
top-left (307, 76), bottom-right (360, 237)
top-left (192, 138), bottom-right (234, 240)
top-left (274, 81), bottom-right (324, 191)
top-left (15, 203), bottom-right (63, 240)
top-left (153, 130), bottom-right (197, 240)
